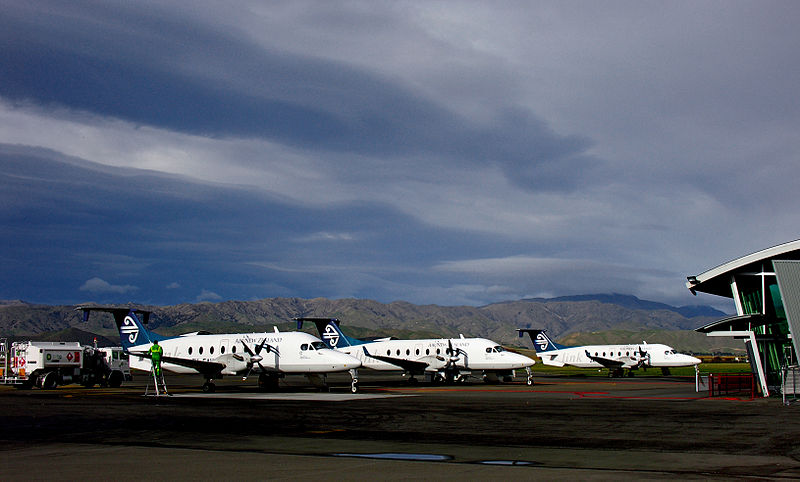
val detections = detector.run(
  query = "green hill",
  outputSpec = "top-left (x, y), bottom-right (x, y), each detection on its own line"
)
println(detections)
top-left (0, 295), bottom-right (733, 353)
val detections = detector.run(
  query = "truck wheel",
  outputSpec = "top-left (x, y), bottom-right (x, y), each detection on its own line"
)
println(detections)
top-left (108, 371), bottom-right (123, 388)
top-left (41, 372), bottom-right (58, 389)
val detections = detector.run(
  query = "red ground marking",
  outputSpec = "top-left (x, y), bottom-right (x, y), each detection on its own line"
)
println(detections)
top-left (375, 385), bottom-right (756, 401)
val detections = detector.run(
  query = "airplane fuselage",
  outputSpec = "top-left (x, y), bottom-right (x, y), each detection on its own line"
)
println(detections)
top-left (128, 331), bottom-right (361, 375)
top-left (336, 337), bottom-right (534, 373)
top-left (538, 343), bottom-right (701, 369)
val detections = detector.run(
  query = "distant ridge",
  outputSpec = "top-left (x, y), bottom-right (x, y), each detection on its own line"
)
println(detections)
top-left (526, 293), bottom-right (727, 319)
top-left (0, 294), bottom-right (730, 351)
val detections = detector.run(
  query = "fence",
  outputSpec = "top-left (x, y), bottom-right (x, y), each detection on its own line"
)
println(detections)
top-left (707, 373), bottom-right (756, 398)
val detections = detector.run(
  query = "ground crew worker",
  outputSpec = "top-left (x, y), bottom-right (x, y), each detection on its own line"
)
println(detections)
top-left (149, 340), bottom-right (163, 377)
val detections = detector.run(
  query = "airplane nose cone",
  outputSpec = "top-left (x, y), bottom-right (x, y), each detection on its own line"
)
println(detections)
top-left (686, 355), bottom-right (702, 366)
top-left (508, 352), bottom-right (536, 368)
top-left (330, 351), bottom-right (362, 370)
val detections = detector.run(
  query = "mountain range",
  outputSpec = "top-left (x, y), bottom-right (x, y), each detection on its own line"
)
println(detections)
top-left (0, 294), bottom-right (743, 352)
top-left (0, 294), bottom-right (737, 353)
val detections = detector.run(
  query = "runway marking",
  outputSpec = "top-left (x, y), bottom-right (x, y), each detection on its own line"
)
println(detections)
top-left (171, 392), bottom-right (412, 401)
top-left (333, 452), bottom-right (453, 462)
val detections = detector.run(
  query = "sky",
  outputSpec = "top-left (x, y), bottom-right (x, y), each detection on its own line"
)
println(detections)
top-left (2, 1), bottom-right (799, 311)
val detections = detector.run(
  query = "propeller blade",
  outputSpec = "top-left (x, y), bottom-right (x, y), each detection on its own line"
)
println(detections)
top-left (240, 339), bottom-right (269, 379)
top-left (448, 340), bottom-right (459, 362)
top-left (254, 338), bottom-right (267, 355)
top-left (241, 341), bottom-right (255, 356)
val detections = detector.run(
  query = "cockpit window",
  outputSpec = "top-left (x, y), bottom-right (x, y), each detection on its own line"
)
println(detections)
top-left (311, 342), bottom-right (326, 350)
top-left (494, 346), bottom-right (505, 352)
top-left (300, 344), bottom-right (309, 351)
top-left (486, 347), bottom-right (492, 353)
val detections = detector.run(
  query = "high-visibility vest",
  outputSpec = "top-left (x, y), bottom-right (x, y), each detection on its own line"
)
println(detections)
top-left (149, 344), bottom-right (163, 361)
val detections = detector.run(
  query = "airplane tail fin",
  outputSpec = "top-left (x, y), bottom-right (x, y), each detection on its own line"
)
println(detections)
top-left (517, 329), bottom-right (564, 353)
top-left (294, 317), bottom-right (364, 349)
top-left (78, 306), bottom-right (167, 352)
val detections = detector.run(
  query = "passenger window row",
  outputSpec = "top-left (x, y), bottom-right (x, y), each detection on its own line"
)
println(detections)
top-left (386, 348), bottom-right (443, 357)
top-left (187, 345), bottom-right (237, 356)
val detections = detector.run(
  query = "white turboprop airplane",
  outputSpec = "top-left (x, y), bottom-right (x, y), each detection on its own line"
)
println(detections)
top-left (79, 306), bottom-right (362, 393)
top-left (296, 318), bottom-right (535, 385)
top-left (518, 329), bottom-right (701, 377)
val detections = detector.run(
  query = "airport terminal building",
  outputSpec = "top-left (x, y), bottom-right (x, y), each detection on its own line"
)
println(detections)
top-left (687, 240), bottom-right (800, 396)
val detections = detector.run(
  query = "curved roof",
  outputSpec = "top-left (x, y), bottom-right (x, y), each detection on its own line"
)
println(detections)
top-left (695, 314), bottom-right (765, 333)
top-left (686, 239), bottom-right (800, 298)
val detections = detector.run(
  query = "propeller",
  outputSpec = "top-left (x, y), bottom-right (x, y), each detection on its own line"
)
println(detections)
top-left (442, 339), bottom-right (465, 383)
top-left (636, 346), bottom-right (651, 368)
top-left (241, 338), bottom-right (277, 380)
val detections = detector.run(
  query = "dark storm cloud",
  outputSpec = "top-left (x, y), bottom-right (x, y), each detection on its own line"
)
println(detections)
top-left (0, 1), bottom-right (595, 192)
top-left (0, 144), bottom-right (516, 304)
top-left (2, 2), bottom-right (798, 310)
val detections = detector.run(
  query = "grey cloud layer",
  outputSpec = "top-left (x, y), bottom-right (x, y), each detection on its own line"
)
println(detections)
top-left (2, 1), bottom-right (799, 310)
top-left (0, 1), bottom-right (596, 192)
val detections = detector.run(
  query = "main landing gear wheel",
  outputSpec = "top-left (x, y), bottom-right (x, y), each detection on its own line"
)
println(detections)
top-left (351, 380), bottom-right (359, 393)
top-left (527, 376), bottom-right (534, 386)
top-left (202, 381), bottom-right (216, 393)
top-left (258, 373), bottom-right (279, 391)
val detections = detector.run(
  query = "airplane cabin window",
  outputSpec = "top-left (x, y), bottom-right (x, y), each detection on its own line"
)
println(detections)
top-left (232, 346), bottom-right (236, 353)
top-left (188, 347), bottom-right (193, 355)
top-left (210, 346), bottom-right (214, 355)
top-left (406, 349), bottom-right (410, 355)
top-left (396, 349), bottom-right (401, 356)
top-left (387, 350), bottom-right (391, 356)
top-left (221, 346), bottom-right (225, 354)
top-left (415, 349), bottom-right (420, 355)
top-left (436, 348), bottom-right (441, 355)
top-left (426, 349), bottom-right (430, 355)
top-left (199, 347), bottom-right (203, 355)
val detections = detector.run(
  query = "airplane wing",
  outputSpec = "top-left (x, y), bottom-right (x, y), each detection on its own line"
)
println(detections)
top-left (130, 352), bottom-right (226, 378)
top-left (584, 350), bottom-right (625, 368)
top-left (362, 347), bottom-right (430, 373)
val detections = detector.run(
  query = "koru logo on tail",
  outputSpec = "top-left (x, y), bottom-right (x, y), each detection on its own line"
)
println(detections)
top-left (535, 332), bottom-right (549, 351)
top-left (323, 324), bottom-right (340, 347)
top-left (120, 315), bottom-right (139, 344)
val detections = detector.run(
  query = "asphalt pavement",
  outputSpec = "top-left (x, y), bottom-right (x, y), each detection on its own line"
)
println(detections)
top-left (2, 372), bottom-right (799, 479)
